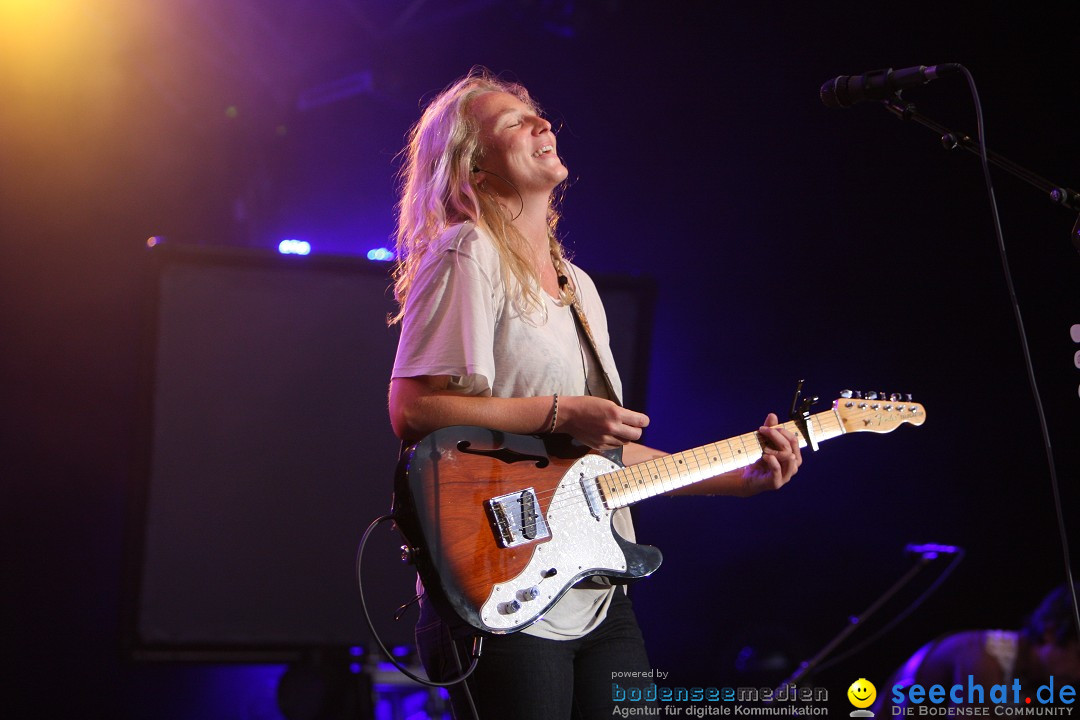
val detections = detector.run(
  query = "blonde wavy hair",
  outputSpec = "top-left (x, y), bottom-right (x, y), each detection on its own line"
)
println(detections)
top-left (390, 67), bottom-right (568, 324)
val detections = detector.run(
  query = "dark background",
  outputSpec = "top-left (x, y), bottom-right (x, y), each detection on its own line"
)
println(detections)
top-left (3, 1), bottom-right (1078, 717)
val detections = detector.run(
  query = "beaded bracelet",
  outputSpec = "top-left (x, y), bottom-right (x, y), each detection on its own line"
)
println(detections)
top-left (548, 393), bottom-right (559, 434)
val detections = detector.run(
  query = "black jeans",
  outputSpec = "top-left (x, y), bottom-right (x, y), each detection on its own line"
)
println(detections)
top-left (415, 589), bottom-right (652, 720)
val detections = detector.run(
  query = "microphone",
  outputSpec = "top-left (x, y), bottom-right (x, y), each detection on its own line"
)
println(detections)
top-left (820, 63), bottom-right (962, 108)
top-left (905, 543), bottom-right (963, 559)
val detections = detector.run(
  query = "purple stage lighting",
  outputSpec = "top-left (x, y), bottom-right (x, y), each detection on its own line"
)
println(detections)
top-left (366, 247), bottom-right (395, 262)
top-left (278, 239), bottom-right (311, 255)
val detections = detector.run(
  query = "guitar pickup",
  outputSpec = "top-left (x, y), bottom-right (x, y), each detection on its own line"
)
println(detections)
top-left (485, 488), bottom-right (551, 548)
top-left (579, 474), bottom-right (603, 520)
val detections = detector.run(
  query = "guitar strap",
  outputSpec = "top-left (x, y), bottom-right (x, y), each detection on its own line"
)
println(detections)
top-left (564, 276), bottom-right (635, 596)
top-left (565, 280), bottom-right (622, 407)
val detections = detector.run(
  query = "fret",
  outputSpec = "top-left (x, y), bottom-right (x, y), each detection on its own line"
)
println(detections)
top-left (599, 406), bottom-right (848, 509)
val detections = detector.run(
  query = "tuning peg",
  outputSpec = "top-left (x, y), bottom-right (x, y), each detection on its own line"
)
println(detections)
top-left (865, 391), bottom-right (878, 400)
top-left (905, 393), bottom-right (913, 402)
top-left (854, 391), bottom-right (863, 399)
top-left (840, 389), bottom-right (853, 398)
top-left (889, 393), bottom-right (900, 402)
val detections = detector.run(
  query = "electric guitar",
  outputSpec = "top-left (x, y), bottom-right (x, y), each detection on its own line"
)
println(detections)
top-left (393, 395), bottom-right (926, 634)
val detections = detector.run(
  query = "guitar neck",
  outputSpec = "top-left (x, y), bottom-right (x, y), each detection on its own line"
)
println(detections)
top-left (597, 408), bottom-right (844, 509)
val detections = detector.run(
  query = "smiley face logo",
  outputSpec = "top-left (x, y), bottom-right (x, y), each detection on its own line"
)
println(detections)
top-left (847, 678), bottom-right (876, 709)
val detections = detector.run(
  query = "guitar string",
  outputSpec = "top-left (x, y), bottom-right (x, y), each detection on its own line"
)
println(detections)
top-left (519, 414), bottom-right (841, 517)
top-left (533, 420), bottom-right (806, 513)
top-left (455, 404), bottom-right (917, 560)
top-left (553, 404), bottom-right (916, 510)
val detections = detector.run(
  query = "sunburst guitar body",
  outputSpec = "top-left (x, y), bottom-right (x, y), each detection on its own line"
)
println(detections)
top-left (393, 396), bottom-right (926, 634)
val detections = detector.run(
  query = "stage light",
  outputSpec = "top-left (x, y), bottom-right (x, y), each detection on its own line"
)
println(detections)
top-left (366, 247), bottom-right (395, 262)
top-left (278, 239), bottom-right (310, 255)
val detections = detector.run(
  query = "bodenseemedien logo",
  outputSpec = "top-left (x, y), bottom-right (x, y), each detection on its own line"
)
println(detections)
top-left (849, 678), bottom-right (877, 717)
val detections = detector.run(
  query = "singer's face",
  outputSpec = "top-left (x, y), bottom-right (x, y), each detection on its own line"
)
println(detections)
top-left (470, 91), bottom-right (566, 198)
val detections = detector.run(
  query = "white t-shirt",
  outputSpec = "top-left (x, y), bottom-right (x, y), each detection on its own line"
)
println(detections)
top-left (392, 222), bottom-right (635, 639)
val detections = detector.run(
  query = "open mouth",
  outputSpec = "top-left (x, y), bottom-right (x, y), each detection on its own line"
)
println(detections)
top-left (532, 144), bottom-right (554, 158)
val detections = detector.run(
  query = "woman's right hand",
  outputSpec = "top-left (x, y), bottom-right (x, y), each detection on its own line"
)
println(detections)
top-left (556, 395), bottom-right (650, 451)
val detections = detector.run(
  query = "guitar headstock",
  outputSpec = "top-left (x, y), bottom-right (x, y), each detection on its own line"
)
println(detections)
top-left (833, 391), bottom-right (926, 433)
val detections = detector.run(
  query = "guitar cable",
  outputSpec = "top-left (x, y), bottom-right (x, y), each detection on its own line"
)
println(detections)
top-left (355, 514), bottom-right (484, 689)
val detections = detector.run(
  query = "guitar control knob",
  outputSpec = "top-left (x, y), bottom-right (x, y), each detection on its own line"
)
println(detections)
top-left (542, 567), bottom-right (558, 578)
top-left (500, 600), bottom-right (522, 614)
top-left (400, 545), bottom-right (419, 564)
top-left (518, 587), bottom-right (540, 602)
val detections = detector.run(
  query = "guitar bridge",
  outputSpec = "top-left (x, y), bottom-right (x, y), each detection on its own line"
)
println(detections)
top-left (485, 488), bottom-right (551, 548)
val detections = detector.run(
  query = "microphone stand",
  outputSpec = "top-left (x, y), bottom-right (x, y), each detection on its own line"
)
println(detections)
top-left (773, 553), bottom-right (934, 694)
top-left (880, 95), bottom-right (1080, 254)
top-left (881, 89), bottom-right (1080, 644)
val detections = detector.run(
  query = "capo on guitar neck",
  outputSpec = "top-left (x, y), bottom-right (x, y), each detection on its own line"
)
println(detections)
top-left (789, 379), bottom-right (820, 451)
